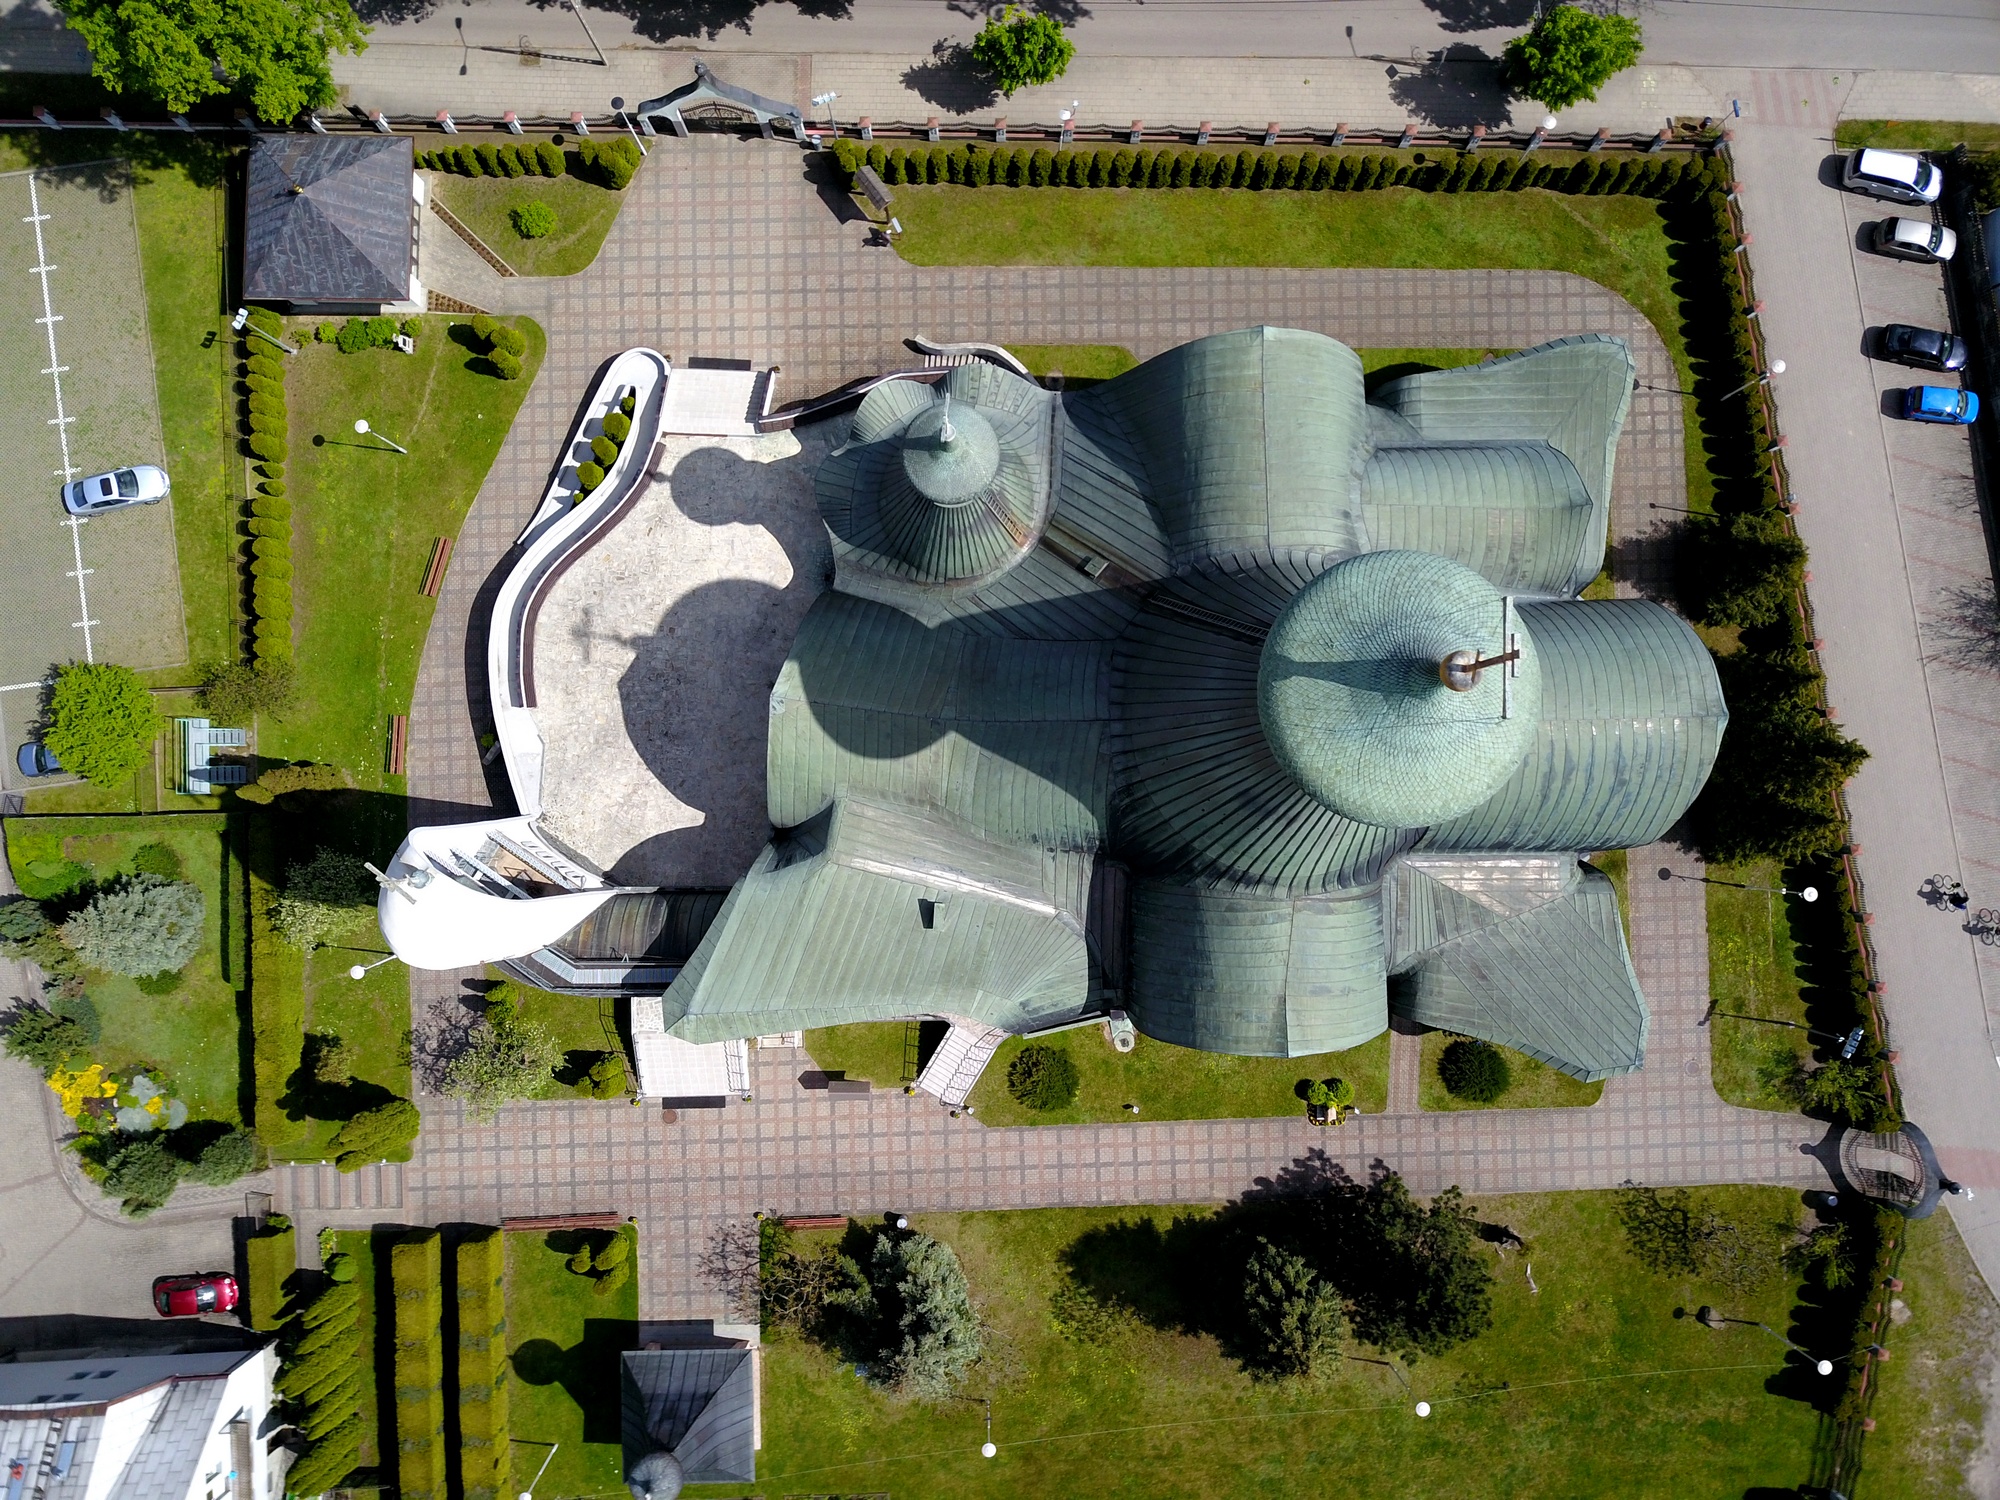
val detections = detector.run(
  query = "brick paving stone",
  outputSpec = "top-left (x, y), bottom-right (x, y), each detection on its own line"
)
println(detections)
top-left (300, 131), bottom-right (1838, 1323)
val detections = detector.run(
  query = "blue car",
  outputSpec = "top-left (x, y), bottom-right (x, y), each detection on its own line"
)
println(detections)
top-left (15, 742), bottom-right (60, 777)
top-left (1903, 385), bottom-right (1980, 425)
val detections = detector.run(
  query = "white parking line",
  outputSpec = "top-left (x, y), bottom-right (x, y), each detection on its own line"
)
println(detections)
top-left (25, 171), bottom-right (91, 662)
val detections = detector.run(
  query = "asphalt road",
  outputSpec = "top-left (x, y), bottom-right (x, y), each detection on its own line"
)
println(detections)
top-left (324, 0), bottom-right (2000, 75)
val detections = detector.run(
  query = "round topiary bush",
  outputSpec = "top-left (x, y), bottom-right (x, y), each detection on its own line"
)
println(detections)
top-left (511, 200), bottom-right (558, 239)
top-left (575, 460), bottom-right (604, 492)
top-left (1438, 1039), bottom-right (1511, 1102)
top-left (1005, 1043), bottom-right (1080, 1111)
top-left (134, 968), bottom-right (184, 995)
top-left (491, 350), bottom-right (523, 381)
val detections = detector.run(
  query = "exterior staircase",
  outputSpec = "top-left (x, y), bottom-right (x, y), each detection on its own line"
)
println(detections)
top-left (914, 1021), bottom-right (1009, 1108)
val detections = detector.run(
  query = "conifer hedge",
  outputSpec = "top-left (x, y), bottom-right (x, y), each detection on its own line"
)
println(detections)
top-left (279, 1276), bottom-right (368, 1497)
top-left (455, 1230), bottom-right (511, 1500)
top-left (391, 1231), bottom-right (447, 1500)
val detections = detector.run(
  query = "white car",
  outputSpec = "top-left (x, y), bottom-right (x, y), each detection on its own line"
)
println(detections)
top-left (1844, 148), bottom-right (1941, 205)
top-left (1873, 217), bottom-right (1957, 264)
top-left (62, 464), bottom-right (168, 516)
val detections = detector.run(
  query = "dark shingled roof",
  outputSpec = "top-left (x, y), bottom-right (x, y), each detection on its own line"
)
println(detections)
top-left (621, 1349), bottom-right (756, 1485)
top-left (243, 135), bottom-right (413, 303)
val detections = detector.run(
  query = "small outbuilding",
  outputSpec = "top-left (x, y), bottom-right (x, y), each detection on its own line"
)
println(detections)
top-left (621, 1346), bottom-right (759, 1493)
top-left (242, 134), bottom-right (424, 313)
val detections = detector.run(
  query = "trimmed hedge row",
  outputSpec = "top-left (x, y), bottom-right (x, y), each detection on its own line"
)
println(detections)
top-left (829, 137), bottom-right (1716, 200)
top-left (418, 140), bottom-right (565, 179)
top-left (419, 136), bottom-right (641, 190)
top-left (392, 1230), bottom-right (447, 1500)
top-left (280, 1275), bottom-right (367, 1497)
top-left (239, 332), bottom-right (292, 668)
top-left (576, 389), bottom-right (637, 495)
top-left (245, 1220), bottom-right (296, 1331)
top-left (455, 1229), bottom-right (511, 1500)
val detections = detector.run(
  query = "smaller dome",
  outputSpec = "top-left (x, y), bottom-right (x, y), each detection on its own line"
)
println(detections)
top-left (900, 401), bottom-right (1000, 507)
top-left (1258, 551), bottom-right (1542, 828)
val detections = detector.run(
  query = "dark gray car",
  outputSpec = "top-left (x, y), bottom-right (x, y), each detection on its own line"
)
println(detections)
top-left (1878, 323), bottom-right (1969, 373)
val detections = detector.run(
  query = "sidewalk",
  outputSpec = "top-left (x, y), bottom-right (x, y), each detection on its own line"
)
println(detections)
top-left (1727, 78), bottom-right (2000, 1298)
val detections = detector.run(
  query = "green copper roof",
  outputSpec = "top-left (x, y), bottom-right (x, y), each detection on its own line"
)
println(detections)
top-left (652, 327), bottom-right (1718, 1081)
top-left (818, 364), bottom-right (1052, 606)
top-left (666, 798), bottom-right (1093, 1043)
top-left (1258, 551), bottom-right (1543, 828)
top-left (767, 591), bottom-right (1110, 845)
top-left (1419, 599), bottom-right (1726, 853)
top-left (1360, 442), bottom-right (1595, 597)
top-left (1386, 857), bottom-right (1647, 1080)
top-left (1368, 336), bottom-right (1635, 596)
top-left (1127, 881), bottom-right (1386, 1057)
top-left (1073, 326), bottom-right (1369, 572)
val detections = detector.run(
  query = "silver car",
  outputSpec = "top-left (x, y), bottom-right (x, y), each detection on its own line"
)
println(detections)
top-left (62, 464), bottom-right (169, 516)
top-left (1843, 148), bottom-right (1941, 205)
top-left (1873, 217), bottom-right (1957, 264)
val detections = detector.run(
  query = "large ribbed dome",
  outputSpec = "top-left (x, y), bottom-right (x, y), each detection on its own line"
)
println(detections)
top-left (1258, 551), bottom-right (1541, 827)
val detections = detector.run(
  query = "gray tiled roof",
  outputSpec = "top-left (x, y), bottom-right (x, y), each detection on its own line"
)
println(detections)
top-left (242, 135), bottom-right (413, 303)
top-left (620, 1349), bottom-right (755, 1485)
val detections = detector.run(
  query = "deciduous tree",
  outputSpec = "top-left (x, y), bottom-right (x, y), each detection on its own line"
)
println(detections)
top-left (970, 5), bottom-right (1075, 96)
top-left (54, 0), bottom-right (367, 121)
top-left (1502, 4), bottom-right (1643, 111)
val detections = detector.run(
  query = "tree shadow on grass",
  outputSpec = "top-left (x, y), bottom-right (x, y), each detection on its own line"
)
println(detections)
top-left (274, 1035), bottom-right (399, 1123)
top-left (511, 1319), bottom-right (637, 1445)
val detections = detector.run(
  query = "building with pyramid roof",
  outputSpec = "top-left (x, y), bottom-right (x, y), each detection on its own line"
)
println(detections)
top-left (383, 327), bottom-right (1725, 1086)
top-left (242, 134), bottom-right (423, 312)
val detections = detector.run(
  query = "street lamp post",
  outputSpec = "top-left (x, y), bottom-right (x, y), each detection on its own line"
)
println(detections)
top-left (350, 954), bottom-right (399, 981)
top-left (1658, 867), bottom-right (1817, 902)
top-left (354, 418), bottom-right (408, 454)
top-left (610, 96), bottom-right (647, 155)
top-left (812, 91), bottom-right (838, 128)
top-left (1719, 358), bottom-right (1785, 401)
top-left (233, 307), bottom-right (298, 355)
top-left (509, 1440), bottom-right (559, 1500)
top-left (1693, 1305), bottom-right (1835, 1375)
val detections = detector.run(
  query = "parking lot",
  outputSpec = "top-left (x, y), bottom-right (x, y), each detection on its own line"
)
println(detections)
top-left (1835, 188), bottom-right (1987, 667)
top-left (0, 161), bottom-right (186, 791)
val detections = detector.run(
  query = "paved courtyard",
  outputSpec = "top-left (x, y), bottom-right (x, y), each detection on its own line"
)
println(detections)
top-left (261, 130), bottom-right (1840, 1323)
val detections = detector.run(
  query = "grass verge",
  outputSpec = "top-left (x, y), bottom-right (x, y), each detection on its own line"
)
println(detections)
top-left (968, 1029), bottom-right (1390, 1124)
top-left (1417, 1030), bottom-right (1603, 1111)
top-left (505, 1224), bottom-right (638, 1497)
top-left (1706, 857), bottom-right (1812, 1111)
top-left (1004, 343), bottom-right (1137, 380)
top-left (4, 813), bottom-right (247, 1122)
top-left (754, 1190), bottom-right (1821, 1498)
top-left (500, 975), bottom-right (625, 1097)
top-left (803, 1022), bottom-right (912, 1088)
top-left (1835, 120), bottom-right (2000, 152)
top-left (1862, 1207), bottom-right (2000, 1494)
top-left (430, 172), bottom-right (627, 277)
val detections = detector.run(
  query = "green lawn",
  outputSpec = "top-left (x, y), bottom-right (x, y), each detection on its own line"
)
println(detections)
top-left (500, 975), bottom-right (626, 1097)
top-left (5, 813), bottom-right (248, 1123)
top-left (1004, 343), bottom-right (1137, 381)
top-left (803, 1021), bottom-right (914, 1088)
top-left (968, 1029), bottom-right (1390, 1124)
top-left (1417, 1030), bottom-right (1603, 1112)
top-left (744, 1190), bottom-right (1823, 1498)
top-left (263, 316), bottom-right (542, 782)
top-left (1835, 119), bottom-right (2000, 152)
top-left (505, 1223), bottom-right (638, 1497)
top-left (431, 171), bottom-right (629, 277)
top-left (893, 183), bottom-right (1711, 516)
top-left (1863, 1209), bottom-right (2000, 1495)
top-left (1706, 857), bottom-right (1813, 1111)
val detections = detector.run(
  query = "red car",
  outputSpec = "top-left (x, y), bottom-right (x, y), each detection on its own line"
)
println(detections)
top-left (152, 1273), bottom-right (239, 1318)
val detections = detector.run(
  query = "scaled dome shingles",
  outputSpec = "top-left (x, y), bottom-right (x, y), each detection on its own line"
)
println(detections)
top-left (660, 328), bottom-right (1727, 1079)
